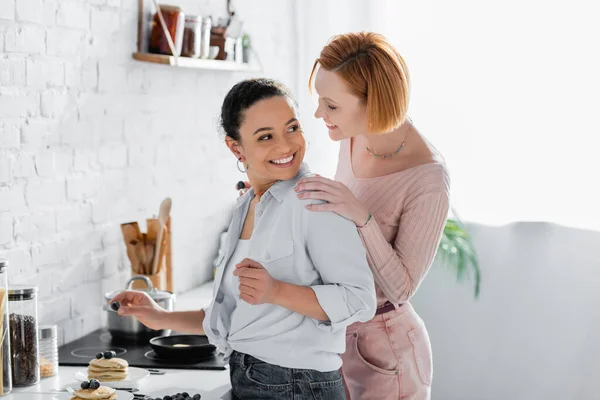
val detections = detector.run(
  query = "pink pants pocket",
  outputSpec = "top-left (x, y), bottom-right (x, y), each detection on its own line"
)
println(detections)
top-left (343, 330), bottom-right (401, 399)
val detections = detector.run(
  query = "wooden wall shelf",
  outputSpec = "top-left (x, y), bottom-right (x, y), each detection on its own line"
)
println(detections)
top-left (132, 52), bottom-right (259, 72)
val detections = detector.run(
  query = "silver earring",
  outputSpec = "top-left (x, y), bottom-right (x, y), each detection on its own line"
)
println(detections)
top-left (237, 158), bottom-right (246, 173)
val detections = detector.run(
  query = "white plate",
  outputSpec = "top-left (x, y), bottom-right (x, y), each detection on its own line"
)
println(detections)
top-left (53, 390), bottom-right (134, 400)
top-left (74, 366), bottom-right (150, 388)
top-left (147, 386), bottom-right (234, 400)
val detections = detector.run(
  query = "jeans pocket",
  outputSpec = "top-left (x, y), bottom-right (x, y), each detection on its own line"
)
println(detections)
top-left (408, 325), bottom-right (433, 386)
top-left (244, 362), bottom-right (293, 389)
top-left (309, 371), bottom-right (345, 400)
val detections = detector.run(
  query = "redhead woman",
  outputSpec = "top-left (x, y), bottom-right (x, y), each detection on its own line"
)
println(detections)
top-left (295, 32), bottom-right (450, 400)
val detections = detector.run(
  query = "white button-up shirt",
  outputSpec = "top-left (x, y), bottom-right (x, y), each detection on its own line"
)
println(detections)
top-left (203, 164), bottom-right (376, 372)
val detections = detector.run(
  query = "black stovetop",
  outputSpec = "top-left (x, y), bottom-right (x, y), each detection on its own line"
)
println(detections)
top-left (58, 329), bottom-right (227, 370)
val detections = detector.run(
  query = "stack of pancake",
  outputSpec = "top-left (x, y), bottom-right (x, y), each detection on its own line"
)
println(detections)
top-left (70, 386), bottom-right (117, 400)
top-left (88, 357), bottom-right (129, 382)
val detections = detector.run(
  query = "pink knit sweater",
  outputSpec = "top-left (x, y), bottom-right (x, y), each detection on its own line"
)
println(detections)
top-left (335, 139), bottom-right (451, 307)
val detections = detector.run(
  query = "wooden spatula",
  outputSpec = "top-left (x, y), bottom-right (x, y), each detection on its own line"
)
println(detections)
top-left (121, 223), bottom-right (142, 273)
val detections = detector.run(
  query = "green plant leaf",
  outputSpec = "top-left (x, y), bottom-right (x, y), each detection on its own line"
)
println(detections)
top-left (437, 217), bottom-right (482, 298)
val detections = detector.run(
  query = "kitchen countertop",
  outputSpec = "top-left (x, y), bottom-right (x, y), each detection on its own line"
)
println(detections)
top-left (5, 282), bottom-right (232, 400)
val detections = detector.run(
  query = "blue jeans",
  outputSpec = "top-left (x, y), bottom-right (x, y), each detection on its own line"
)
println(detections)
top-left (229, 351), bottom-right (346, 400)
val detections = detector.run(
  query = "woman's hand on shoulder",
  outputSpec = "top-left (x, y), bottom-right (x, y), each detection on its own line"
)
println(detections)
top-left (294, 175), bottom-right (370, 226)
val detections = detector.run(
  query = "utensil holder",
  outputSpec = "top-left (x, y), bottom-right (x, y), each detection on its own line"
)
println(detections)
top-left (122, 217), bottom-right (173, 292)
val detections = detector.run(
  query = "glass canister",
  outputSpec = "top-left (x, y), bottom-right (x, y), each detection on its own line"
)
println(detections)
top-left (38, 325), bottom-right (58, 378)
top-left (0, 260), bottom-right (12, 396)
top-left (200, 16), bottom-right (212, 59)
top-left (149, 5), bottom-right (185, 56)
top-left (181, 15), bottom-right (201, 58)
top-left (8, 286), bottom-right (39, 387)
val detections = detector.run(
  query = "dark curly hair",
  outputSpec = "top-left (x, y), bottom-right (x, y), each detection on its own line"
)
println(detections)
top-left (220, 78), bottom-right (297, 142)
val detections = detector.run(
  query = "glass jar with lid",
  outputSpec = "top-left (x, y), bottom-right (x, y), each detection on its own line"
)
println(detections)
top-left (0, 260), bottom-right (12, 396)
top-left (181, 15), bottom-right (202, 58)
top-left (8, 286), bottom-right (39, 387)
top-left (38, 325), bottom-right (58, 378)
top-left (149, 5), bottom-right (185, 56)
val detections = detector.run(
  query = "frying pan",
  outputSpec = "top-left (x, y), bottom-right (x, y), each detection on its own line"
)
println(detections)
top-left (149, 335), bottom-right (216, 360)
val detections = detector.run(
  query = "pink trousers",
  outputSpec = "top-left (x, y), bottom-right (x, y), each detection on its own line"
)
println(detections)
top-left (341, 303), bottom-right (432, 400)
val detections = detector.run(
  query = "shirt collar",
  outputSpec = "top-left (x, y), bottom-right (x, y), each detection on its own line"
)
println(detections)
top-left (235, 163), bottom-right (312, 206)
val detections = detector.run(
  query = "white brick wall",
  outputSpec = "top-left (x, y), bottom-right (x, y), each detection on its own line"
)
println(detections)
top-left (16, 0), bottom-right (45, 24)
top-left (56, 1), bottom-right (90, 30)
top-left (0, 1), bottom-right (16, 21)
top-left (0, 0), bottom-right (299, 345)
top-left (5, 26), bottom-right (46, 54)
top-left (27, 56), bottom-right (65, 87)
top-left (1, 55), bottom-right (27, 86)
top-left (46, 28), bottom-right (86, 57)
top-left (0, 212), bottom-right (12, 245)
top-left (90, 6), bottom-right (119, 35)
top-left (0, 119), bottom-right (21, 149)
top-left (0, 153), bottom-right (13, 184)
top-left (0, 90), bottom-right (39, 118)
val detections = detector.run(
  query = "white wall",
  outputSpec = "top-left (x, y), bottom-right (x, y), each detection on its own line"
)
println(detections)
top-left (412, 222), bottom-right (600, 400)
top-left (374, 0), bottom-right (600, 231)
top-left (0, 0), bottom-right (299, 344)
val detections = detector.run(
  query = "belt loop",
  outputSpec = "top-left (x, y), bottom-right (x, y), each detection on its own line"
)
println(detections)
top-left (240, 352), bottom-right (246, 369)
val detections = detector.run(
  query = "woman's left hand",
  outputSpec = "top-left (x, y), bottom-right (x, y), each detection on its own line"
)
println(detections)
top-left (294, 176), bottom-right (370, 226)
top-left (234, 259), bottom-right (281, 305)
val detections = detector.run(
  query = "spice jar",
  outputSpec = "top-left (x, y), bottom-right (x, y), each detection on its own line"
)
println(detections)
top-left (38, 325), bottom-right (58, 378)
top-left (8, 286), bottom-right (39, 387)
top-left (181, 15), bottom-right (201, 58)
top-left (149, 5), bottom-right (185, 56)
top-left (0, 260), bottom-right (12, 397)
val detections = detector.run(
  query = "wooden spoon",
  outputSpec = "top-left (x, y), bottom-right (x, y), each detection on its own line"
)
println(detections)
top-left (151, 198), bottom-right (172, 275)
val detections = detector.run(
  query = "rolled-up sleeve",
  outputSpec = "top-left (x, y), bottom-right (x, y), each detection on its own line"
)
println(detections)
top-left (304, 200), bottom-right (377, 332)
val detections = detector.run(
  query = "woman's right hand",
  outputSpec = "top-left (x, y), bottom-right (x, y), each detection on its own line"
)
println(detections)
top-left (109, 290), bottom-right (169, 330)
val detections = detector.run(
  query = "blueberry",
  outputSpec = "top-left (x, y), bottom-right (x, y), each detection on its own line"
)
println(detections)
top-left (193, 395), bottom-right (201, 400)
top-left (110, 301), bottom-right (120, 311)
top-left (163, 396), bottom-right (172, 400)
top-left (182, 393), bottom-right (189, 398)
top-left (89, 379), bottom-right (100, 389)
top-left (103, 351), bottom-right (113, 359)
top-left (95, 353), bottom-right (103, 359)
top-left (80, 380), bottom-right (90, 389)
top-left (110, 350), bottom-right (116, 357)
